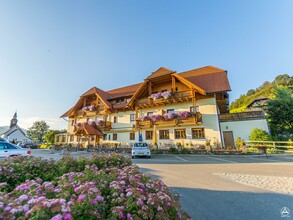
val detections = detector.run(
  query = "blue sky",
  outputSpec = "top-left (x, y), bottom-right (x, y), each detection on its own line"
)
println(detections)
top-left (0, 0), bottom-right (292, 130)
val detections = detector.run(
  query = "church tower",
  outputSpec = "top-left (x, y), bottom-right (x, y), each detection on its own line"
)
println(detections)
top-left (9, 112), bottom-right (18, 129)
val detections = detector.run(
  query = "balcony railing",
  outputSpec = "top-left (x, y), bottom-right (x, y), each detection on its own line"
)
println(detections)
top-left (136, 91), bottom-right (192, 107)
top-left (136, 112), bottom-right (202, 128)
top-left (219, 111), bottom-right (265, 122)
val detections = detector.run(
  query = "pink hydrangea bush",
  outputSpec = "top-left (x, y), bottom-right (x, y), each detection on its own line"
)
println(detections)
top-left (0, 153), bottom-right (131, 193)
top-left (0, 161), bottom-right (190, 219)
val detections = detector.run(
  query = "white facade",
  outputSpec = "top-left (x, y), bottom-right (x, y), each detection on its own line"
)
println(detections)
top-left (220, 119), bottom-right (270, 141)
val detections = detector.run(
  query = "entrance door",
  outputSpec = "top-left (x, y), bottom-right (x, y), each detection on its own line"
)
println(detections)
top-left (223, 131), bottom-right (235, 149)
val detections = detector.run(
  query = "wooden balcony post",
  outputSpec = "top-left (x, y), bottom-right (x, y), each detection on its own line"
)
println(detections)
top-left (148, 81), bottom-right (152, 96)
top-left (172, 76), bottom-right (176, 91)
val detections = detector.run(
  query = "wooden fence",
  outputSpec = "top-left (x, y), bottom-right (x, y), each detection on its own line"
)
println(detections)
top-left (245, 140), bottom-right (293, 153)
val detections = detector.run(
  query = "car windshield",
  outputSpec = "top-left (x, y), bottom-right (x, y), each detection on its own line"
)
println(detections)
top-left (134, 143), bottom-right (147, 147)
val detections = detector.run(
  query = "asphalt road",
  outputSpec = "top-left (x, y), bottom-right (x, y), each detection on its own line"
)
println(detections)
top-left (28, 150), bottom-right (293, 219)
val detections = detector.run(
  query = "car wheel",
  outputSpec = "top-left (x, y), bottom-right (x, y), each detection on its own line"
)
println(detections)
top-left (148, 156), bottom-right (151, 159)
top-left (132, 156), bottom-right (134, 159)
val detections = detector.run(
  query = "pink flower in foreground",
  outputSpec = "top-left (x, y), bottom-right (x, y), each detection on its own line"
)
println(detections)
top-left (50, 214), bottom-right (63, 220)
top-left (77, 194), bottom-right (86, 202)
top-left (64, 213), bottom-right (73, 220)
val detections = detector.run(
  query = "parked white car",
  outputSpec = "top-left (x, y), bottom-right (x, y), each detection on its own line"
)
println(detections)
top-left (131, 142), bottom-right (151, 159)
top-left (0, 142), bottom-right (31, 158)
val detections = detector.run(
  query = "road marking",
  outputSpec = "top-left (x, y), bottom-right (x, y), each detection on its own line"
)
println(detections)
top-left (174, 155), bottom-right (189, 162)
top-left (208, 156), bottom-right (238, 163)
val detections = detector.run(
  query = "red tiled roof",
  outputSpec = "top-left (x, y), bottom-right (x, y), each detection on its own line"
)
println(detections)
top-left (75, 124), bottom-right (103, 136)
top-left (178, 66), bottom-right (231, 93)
top-left (146, 67), bottom-right (174, 79)
top-left (60, 107), bottom-right (73, 118)
top-left (107, 83), bottom-right (142, 99)
top-left (112, 103), bottom-right (129, 109)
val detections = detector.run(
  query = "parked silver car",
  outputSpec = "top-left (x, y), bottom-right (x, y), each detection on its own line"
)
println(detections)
top-left (0, 142), bottom-right (32, 158)
top-left (131, 142), bottom-right (151, 159)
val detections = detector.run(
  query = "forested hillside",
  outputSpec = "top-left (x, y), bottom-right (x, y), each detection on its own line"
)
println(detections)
top-left (230, 74), bottom-right (293, 112)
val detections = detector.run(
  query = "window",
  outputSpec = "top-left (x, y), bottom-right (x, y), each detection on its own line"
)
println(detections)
top-left (190, 106), bottom-right (199, 113)
top-left (70, 135), bottom-right (74, 142)
top-left (56, 136), bottom-right (60, 142)
top-left (167, 109), bottom-right (174, 113)
top-left (147, 112), bottom-right (153, 117)
top-left (175, 129), bottom-right (186, 139)
top-left (62, 135), bottom-right (66, 142)
top-left (192, 128), bottom-right (205, 139)
top-left (126, 98), bottom-right (131, 103)
top-left (175, 87), bottom-right (178, 92)
top-left (113, 116), bottom-right (117, 123)
top-left (130, 114), bottom-right (135, 122)
top-left (113, 133), bottom-right (117, 141)
top-left (145, 131), bottom-right (153, 140)
top-left (71, 120), bottom-right (74, 126)
top-left (159, 130), bottom-right (169, 139)
top-left (103, 134), bottom-right (107, 141)
top-left (108, 135), bottom-right (111, 141)
top-left (116, 99), bottom-right (124, 104)
top-left (130, 132), bottom-right (135, 140)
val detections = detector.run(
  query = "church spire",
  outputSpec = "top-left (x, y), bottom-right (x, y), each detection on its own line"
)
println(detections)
top-left (10, 111), bottom-right (18, 128)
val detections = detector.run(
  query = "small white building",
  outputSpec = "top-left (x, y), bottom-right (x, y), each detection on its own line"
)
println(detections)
top-left (0, 112), bottom-right (31, 143)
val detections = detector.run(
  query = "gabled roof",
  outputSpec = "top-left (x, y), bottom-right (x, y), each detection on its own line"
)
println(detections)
top-left (75, 124), bottom-right (103, 136)
top-left (178, 66), bottom-right (231, 94)
top-left (146, 67), bottom-right (174, 79)
top-left (82, 87), bottom-right (112, 108)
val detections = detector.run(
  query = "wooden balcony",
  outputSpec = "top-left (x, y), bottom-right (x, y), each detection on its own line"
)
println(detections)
top-left (136, 91), bottom-right (192, 108)
top-left (219, 111), bottom-right (265, 122)
top-left (136, 112), bottom-right (202, 128)
top-left (76, 107), bottom-right (106, 117)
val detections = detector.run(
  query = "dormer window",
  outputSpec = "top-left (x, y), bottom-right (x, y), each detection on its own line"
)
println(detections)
top-left (116, 98), bottom-right (125, 104)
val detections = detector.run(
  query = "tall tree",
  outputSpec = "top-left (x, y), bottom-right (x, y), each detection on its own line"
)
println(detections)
top-left (267, 87), bottom-right (293, 137)
top-left (27, 121), bottom-right (50, 143)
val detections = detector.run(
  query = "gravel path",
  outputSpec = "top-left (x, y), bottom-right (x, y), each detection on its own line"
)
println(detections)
top-left (214, 173), bottom-right (293, 195)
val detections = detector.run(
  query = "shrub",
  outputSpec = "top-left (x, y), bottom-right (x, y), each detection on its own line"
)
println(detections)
top-left (0, 154), bottom-right (190, 219)
top-left (249, 128), bottom-right (271, 141)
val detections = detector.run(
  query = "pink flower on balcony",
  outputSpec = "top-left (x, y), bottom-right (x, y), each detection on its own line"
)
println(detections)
top-left (95, 120), bottom-right (104, 125)
top-left (82, 105), bottom-right (96, 111)
top-left (150, 115), bottom-right (161, 121)
top-left (140, 116), bottom-right (150, 121)
top-left (161, 91), bottom-right (173, 99)
top-left (82, 106), bottom-right (89, 111)
top-left (163, 112), bottom-right (177, 120)
top-left (88, 121), bottom-right (96, 126)
top-left (151, 93), bottom-right (162, 100)
top-left (75, 122), bottom-right (82, 127)
top-left (178, 111), bottom-right (191, 119)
